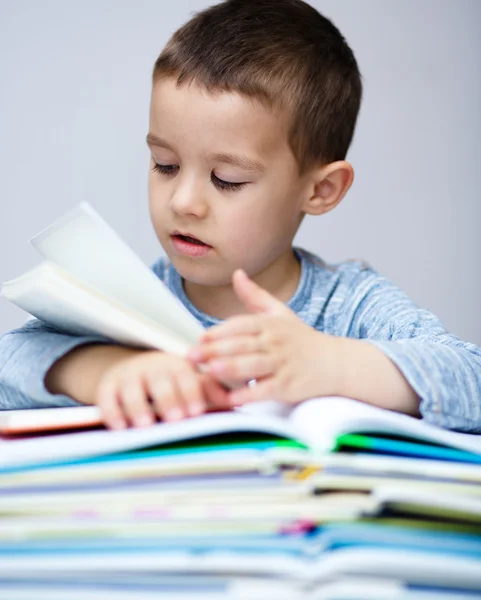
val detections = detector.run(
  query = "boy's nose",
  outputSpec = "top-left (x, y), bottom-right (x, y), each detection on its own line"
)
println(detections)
top-left (169, 183), bottom-right (209, 218)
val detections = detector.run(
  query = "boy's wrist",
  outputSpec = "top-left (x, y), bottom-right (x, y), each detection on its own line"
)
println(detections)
top-left (326, 335), bottom-right (352, 399)
top-left (303, 333), bottom-right (350, 401)
top-left (332, 336), bottom-right (361, 399)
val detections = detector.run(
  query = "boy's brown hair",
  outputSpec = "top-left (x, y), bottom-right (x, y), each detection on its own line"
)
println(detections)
top-left (153, 0), bottom-right (362, 173)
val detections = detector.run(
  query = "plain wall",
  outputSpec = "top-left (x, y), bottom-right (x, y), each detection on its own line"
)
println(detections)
top-left (1, 0), bottom-right (480, 344)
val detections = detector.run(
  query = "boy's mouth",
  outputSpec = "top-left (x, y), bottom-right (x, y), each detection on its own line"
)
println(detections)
top-left (171, 232), bottom-right (212, 257)
top-left (174, 234), bottom-right (205, 245)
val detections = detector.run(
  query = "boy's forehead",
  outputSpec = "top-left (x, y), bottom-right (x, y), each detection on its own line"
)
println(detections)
top-left (149, 78), bottom-right (290, 158)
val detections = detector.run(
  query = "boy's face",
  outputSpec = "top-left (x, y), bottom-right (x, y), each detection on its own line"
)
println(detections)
top-left (147, 77), bottom-right (311, 287)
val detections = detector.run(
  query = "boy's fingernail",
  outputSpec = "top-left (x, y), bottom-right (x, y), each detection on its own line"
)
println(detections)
top-left (166, 407), bottom-right (183, 421)
top-left (110, 419), bottom-right (126, 430)
top-left (135, 414), bottom-right (153, 428)
top-left (229, 393), bottom-right (244, 407)
top-left (189, 402), bottom-right (204, 416)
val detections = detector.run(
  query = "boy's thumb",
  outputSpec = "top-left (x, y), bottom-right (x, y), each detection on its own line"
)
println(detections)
top-left (232, 269), bottom-right (289, 315)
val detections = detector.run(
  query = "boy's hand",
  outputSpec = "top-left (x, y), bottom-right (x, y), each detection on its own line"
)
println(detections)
top-left (96, 351), bottom-right (230, 429)
top-left (187, 270), bottom-right (345, 407)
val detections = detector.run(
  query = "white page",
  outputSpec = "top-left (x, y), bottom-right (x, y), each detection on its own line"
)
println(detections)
top-left (324, 453), bottom-right (481, 481)
top-left (311, 578), bottom-right (476, 600)
top-left (0, 548), bottom-right (479, 588)
top-left (30, 202), bottom-right (203, 344)
top-left (0, 589), bottom-right (230, 600)
top-left (1, 262), bottom-right (191, 355)
top-left (0, 551), bottom-right (307, 578)
top-left (312, 548), bottom-right (481, 589)
top-left (0, 581), bottom-right (303, 600)
top-left (290, 396), bottom-right (481, 455)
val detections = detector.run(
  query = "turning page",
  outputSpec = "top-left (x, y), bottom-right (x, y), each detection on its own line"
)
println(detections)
top-left (30, 202), bottom-right (204, 344)
top-left (1, 262), bottom-right (193, 355)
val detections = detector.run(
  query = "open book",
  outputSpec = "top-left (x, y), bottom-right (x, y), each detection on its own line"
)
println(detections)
top-left (1, 203), bottom-right (205, 356)
top-left (1, 397), bottom-right (480, 469)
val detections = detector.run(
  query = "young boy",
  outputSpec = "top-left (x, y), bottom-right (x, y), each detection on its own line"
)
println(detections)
top-left (1, 0), bottom-right (480, 433)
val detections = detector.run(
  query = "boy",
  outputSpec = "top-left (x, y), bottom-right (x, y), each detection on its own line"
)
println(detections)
top-left (1, 0), bottom-right (480, 432)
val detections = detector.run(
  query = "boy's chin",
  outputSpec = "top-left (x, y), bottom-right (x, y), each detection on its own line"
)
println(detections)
top-left (171, 256), bottom-right (234, 288)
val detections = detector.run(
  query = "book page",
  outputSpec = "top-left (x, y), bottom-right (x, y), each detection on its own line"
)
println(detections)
top-left (1, 262), bottom-right (192, 356)
top-left (0, 410), bottom-right (300, 469)
top-left (30, 203), bottom-right (203, 344)
top-left (289, 396), bottom-right (481, 455)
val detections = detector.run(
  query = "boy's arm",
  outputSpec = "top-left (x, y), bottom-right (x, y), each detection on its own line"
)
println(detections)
top-left (0, 319), bottom-right (116, 408)
top-left (45, 344), bottom-right (142, 404)
top-left (340, 268), bottom-right (481, 433)
top-left (332, 337), bottom-right (421, 417)
top-left (192, 266), bottom-right (480, 433)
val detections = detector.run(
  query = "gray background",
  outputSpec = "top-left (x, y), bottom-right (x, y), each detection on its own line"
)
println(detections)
top-left (1, 0), bottom-right (480, 344)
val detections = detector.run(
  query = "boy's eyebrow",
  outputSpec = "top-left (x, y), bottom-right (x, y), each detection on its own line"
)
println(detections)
top-left (207, 151), bottom-right (265, 172)
top-left (146, 133), bottom-right (265, 172)
top-left (146, 134), bottom-right (175, 151)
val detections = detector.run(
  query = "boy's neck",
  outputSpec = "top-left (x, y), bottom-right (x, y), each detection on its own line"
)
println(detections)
top-left (182, 249), bottom-right (302, 320)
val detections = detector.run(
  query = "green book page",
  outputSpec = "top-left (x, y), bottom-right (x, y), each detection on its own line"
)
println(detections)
top-left (333, 433), bottom-right (481, 464)
top-left (360, 517), bottom-right (481, 536)
top-left (387, 501), bottom-right (481, 524)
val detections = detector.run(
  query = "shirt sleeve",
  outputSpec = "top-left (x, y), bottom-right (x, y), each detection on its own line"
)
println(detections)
top-left (337, 266), bottom-right (481, 433)
top-left (0, 319), bottom-right (110, 409)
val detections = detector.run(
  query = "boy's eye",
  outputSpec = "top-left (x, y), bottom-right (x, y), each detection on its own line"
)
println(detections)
top-left (152, 163), bottom-right (247, 192)
top-left (152, 163), bottom-right (179, 176)
top-left (211, 172), bottom-right (247, 192)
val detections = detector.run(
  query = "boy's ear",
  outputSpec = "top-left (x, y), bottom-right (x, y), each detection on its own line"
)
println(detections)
top-left (302, 161), bottom-right (354, 216)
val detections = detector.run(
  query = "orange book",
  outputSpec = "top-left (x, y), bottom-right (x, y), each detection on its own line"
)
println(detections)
top-left (0, 405), bottom-right (103, 435)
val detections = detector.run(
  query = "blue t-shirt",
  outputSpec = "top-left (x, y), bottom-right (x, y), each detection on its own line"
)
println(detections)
top-left (1, 247), bottom-right (480, 432)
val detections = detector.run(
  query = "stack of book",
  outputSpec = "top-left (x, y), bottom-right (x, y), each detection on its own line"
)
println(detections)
top-left (1, 396), bottom-right (480, 599)
top-left (1, 204), bottom-right (480, 598)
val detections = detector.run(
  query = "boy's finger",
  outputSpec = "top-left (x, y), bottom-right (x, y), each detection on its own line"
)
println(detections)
top-left (174, 371), bottom-right (206, 417)
top-left (207, 354), bottom-right (275, 383)
top-left (228, 378), bottom-right (277, 406)
top-left (201, 316), bottom-right (262, 341)
top-left (147, 374), bottom-right (186, 422)
top-left (232, 269), bottom-right (289, 316)
top-left (96, 383), bottom-right (127, 430)
top-left (188, 335), bottom-right (261, 363)
top-left (118, 379), bottom-right (154, 428)
top-left (201, 374), bottom-right (231, 410)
